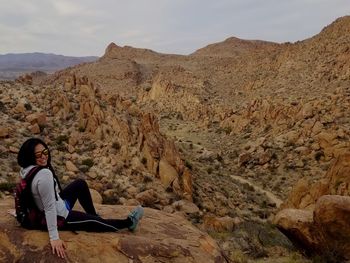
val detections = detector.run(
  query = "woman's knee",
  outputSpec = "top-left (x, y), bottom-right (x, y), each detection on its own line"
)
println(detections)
top-left (74, 178), bottom-right (88, 188)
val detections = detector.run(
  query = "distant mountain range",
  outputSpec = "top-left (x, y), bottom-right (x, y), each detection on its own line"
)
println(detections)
top-left (0, 53), bottom-right (98, 80)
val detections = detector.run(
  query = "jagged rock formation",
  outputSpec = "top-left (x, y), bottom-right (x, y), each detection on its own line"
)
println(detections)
top-left (0, 76), bottom-right (192, 208)
top-left (0, 197), bottom-right (226, 263)
top-left (280, 153), bottom-right (350, 210)
top-left (66, 75), bottom-right (193, 200)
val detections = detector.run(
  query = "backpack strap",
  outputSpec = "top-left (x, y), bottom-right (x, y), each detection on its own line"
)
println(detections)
top-left (49, 164), bottom-right (63, 192)
top-left (24, 166), bottom-right (45, 185)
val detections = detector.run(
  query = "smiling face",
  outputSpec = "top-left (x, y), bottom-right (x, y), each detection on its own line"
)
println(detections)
top-left (34, 143), bottom-right (49, 167)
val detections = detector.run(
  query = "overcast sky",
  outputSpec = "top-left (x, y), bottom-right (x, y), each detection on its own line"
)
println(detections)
top-left (0, 0), bottom-right (349, 57)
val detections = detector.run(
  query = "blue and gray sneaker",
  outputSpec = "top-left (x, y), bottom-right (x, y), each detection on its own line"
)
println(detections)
top-left (128, 205), bottom-right (144, 231)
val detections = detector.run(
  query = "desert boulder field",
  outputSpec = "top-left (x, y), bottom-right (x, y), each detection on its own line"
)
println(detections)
top-left (1, 16), bottom-right (350, 262)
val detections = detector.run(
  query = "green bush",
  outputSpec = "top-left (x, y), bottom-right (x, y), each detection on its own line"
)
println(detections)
top-left (112, 142), bottom-right (121, 151)
top-left (185, 160), bottom-right (193, 170)
top-left (216, 154), bottom-right (223, 162)
top-left (0, 182), bottom-right (16, 192)
top-left (314, 151), bottom-right (324, 161)
top-left (0, 101), bottom-right (6, 112)
top-left (55, 135), bottom-right (68, 145)
top-left (82, 158), bottom-right (94, 167)
top-left (24, 103), bottom-right (32, 110)
top-left (79, 165), bottom-right (90, 173)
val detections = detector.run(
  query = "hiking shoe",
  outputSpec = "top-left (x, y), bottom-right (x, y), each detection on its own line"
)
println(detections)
top-left (128, 205), bottom-right (144, 231)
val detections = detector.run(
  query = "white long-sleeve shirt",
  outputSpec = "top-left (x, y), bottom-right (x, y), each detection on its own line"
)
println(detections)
top-left (20, 166), bottom-right (69, 240)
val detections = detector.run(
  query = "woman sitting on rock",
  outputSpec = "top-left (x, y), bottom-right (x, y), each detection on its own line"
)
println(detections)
top-left (17, 137), bottom-right (144, 259)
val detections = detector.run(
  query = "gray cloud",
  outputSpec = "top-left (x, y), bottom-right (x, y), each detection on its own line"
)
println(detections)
top-left (0, 0), bottom-right (349, 56)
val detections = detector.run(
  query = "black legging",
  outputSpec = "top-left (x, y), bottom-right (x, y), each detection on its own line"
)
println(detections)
top-left (59, 179), bottom-right (131, 231)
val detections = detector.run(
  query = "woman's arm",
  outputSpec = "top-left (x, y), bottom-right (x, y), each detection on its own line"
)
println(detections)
top-left (36, 169), bottom-right (66, 258)
top-left (36, 169), bottom-right (59, 240)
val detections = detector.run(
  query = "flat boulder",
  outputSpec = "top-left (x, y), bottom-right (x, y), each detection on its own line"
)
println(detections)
top-left (275, 195), bottom-right (350, 260)
top-left (0, 197), bottom-right (227, 263)
top-left (275, 153), bottom-right (350, 260)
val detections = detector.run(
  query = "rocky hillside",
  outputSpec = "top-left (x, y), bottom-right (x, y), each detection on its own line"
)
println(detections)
top-left (0, 53), bottom-right (98, 80)
top-left (1, 15), bottom-right (350, 262)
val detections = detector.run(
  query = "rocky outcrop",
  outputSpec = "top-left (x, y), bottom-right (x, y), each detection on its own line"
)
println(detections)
top-left (275, 195), bottom-right (350, 260)
top-left (275, 153), bottom-right (350, 259)
top-left (15, 74), bottom-right (32, 85)
top-left (102, 42), bottom-right (163, 62)
top-left (139, 113), bottom-right (193, 200)
top-left (281, 153), bottom-right (350, 210)
top-left (57, 75), bottom-right (193, 200)
top-left (0, 197), bottom-right (226, 263)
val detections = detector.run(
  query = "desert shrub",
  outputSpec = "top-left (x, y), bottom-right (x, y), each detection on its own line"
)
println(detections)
top-left (263, 124), bottom-right (272, 133)
top-left (242, 182), bottom-right (255, 192)
top-left (10, 160), bottom-right (20, 172)
top-left (207, 167), bottom-right (213, 174)
top-left (141, 157), bottom-right (147, 165)
top-left (55, 135), bottom-right (68, 145)
top-left (0, 101), bottom-right (6, 112)
top-left (216, 154), bottom-right (223, 162)
top-left (0, 182), bottom-right (16, 192)
top-left (130, 96), bottom-right (137, 103)
top-left (312, 250), bottom-right (345, 263)
top-left (144, 86), bottom-right (151, 92)
top-left (185, 160), bottom-right (193, 170)
top-left (99, 102), bottom-right (107, 109)
top-left (24, 103), bottom-right (32, 110)
top-left (142, 174), bottom-right (153, 183)
top-left (81, 158), bottom-right (94, 167)
top-left (231, 221), bottom-right (295, 259)
top-left (112, 141), bottom-right (121, 151)
top-left (260, 200), bottom-right (268, 209)
top-left (229, 250), bottom-right (248, 263)
top-left (217, 126), bottom-right (232, 134)
top-left (79, 165), bottom-right (90, 173)
top-left (314, 151), bottom-right (324, 161)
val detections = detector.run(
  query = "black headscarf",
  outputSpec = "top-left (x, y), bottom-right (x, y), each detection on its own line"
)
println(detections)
top-left (17, 138), bottom-right (62, 192)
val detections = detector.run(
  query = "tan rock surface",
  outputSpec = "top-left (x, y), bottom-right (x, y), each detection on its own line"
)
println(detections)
top-left (276, 153), bottom-right (350, 259)
top-left (282, 153), bottom-right (350, 210)
top-left (65, 161), bottom-right (79, 173)
top-left (0, 197), bottom-right (226, 263)
top-left (0, 127), bottom-right (9, 138)
top-left (275, 195), bottom-right (350, 260)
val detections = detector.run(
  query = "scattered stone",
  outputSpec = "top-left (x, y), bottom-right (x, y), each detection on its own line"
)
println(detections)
top-left (203, 215), bottom-right (238, 232)
top-left (29, 123), bottom-right (41, 134)
top-left (0, 127), bottom-right (9, 138)
top-left (65, 161), bottom-right (79, 172)
top-left (172, 199), bottom-right (200, 214)
top-left (136, 189), bottom-right (158, 206)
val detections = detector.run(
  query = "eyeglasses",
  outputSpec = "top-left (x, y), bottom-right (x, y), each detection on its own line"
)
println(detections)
top-left (34, 148), bottom-right (49, 159)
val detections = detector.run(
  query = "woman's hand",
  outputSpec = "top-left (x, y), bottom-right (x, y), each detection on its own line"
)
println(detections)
top-left (50, 239), bottom-right (67, 258)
